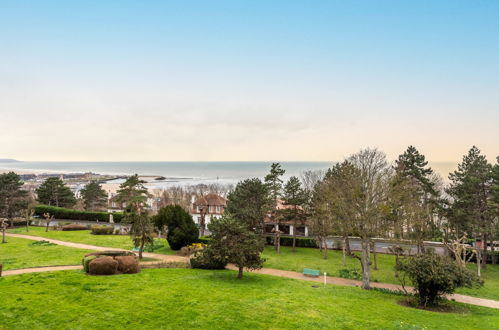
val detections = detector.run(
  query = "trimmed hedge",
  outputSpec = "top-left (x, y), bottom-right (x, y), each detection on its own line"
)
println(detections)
top-left (265, 236), bottom-right (318, 248)
top-left (91, 225), bottom-right (114, 235)
top-left (34, 205), bottom-right (124, 223)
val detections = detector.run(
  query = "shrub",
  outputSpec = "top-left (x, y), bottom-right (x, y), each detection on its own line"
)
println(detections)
top-left (84, 251), bottom-right (135, 258)
top-left (337, 268), bottom-right (362, 281)
top-left (31, 240), bottom-right (55, 246)
top-left (197, 236), bottom-right (211, 244)
top-left (34, 205), bottom-right (124, 223)
top-left (115, 256), bottom-right (140, 274)
top-left (82, 255), bottom-right (97, 273)
top-left (91, 225), bottom-right (114, 235)
top-left (62, 224), bottom-right (88, 231)
top-left (265, 236), bottom-right (318, 248)
top-left (153, 205), bottom-right (198, 250)
top-left (190, 248), bottom-right (227, 270)
top-left (88, 256), bottom-right (119, 275)
top-left (144, 239), bottom-right (164, 252)
top-left (396, 252), bottom-right (483, 306)
top-left (179, 243), bottom-right (206, 256)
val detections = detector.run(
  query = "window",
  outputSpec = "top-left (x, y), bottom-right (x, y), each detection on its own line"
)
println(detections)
top-left (216, 206), bottom-right (220, 213)
top-left (209, 205), bottom-right (214, 213)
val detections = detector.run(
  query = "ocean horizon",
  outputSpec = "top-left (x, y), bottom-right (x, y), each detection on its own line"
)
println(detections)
top-left (0, 161), bottom-right (458, 183)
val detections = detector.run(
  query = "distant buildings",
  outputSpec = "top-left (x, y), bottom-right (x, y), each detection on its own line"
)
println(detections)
top-left (190, 193), bottom-right (226, 231)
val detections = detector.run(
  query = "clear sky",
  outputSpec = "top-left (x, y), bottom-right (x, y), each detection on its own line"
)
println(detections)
top-left (0, 1), bottom-right (498, 162)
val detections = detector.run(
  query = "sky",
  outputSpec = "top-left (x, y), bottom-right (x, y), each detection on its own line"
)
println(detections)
top-left (0, 0), bottom-right (498, 162)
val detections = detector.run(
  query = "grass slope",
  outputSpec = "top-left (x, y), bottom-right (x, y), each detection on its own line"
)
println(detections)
top-left (1, 269), bottom-right (497, 329)
top-left (8, 226), bottom-right (174, 255)
top-left (262, 246), bottom-right (499, 301)
top-left (0, 237), bottom-right (92, 271)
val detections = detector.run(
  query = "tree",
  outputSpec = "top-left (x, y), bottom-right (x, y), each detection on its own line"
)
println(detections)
top-left (312, 161), bottom-right (359, 261)
top-left (391, 146), bottom-right (438, 252)
top-left (36, 177), bottom-right (76, 208)
top-left (281, 176), bottom-right (307, 252)
top-left (446, 146), bottom-right (493, 276)
top-left (153, 205), bottom-right (198, 250)
top-left (225, 178), bottom-right (271, 234)
top-left (127, 213), bottom-right (154, 259)
top-left (264, 163), bottom-right (285, 203)
top-left (208, 215), bottom-right (265, 279)
top-left (0, 172), bottom-right (28, 227)
top-left (80, 181), bottom-right (108, 211)
top-left (396, 252), bottom-right (482, 307)
top-left (115, 174), bottom-right (151, 213)
top-left (346, 148), bottom-right (392, 289)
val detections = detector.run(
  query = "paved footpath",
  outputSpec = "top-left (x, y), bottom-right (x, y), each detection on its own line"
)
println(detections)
top-left (4, 233), bottom-right (499, 310)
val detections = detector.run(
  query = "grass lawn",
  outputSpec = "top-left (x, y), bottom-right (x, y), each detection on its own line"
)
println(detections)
top-left (0, 236), bottom-right (93, 271)
top-left (262, 246), bottom-right (499, 301)
top-left (8, 226), bottom-right (175, 255)
top-left (0, 269), bottom-right (497, 329)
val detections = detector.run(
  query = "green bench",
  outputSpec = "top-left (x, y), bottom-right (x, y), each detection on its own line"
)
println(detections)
top-left (303, 268), bottom-right (320, 277)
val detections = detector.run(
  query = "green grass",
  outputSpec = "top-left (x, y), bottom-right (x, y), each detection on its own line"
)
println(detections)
top-left (0, 237), bottom-right (93, 271)
top-left (8, 226), bottom-right (174, 255)
top-left (0, 269), bottom-right (497, 329)
top-left (262, 246), bottom-right (499, 301)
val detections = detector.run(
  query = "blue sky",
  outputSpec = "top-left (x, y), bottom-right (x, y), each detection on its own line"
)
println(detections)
top-left (0, 1), bottom-right (498, 162)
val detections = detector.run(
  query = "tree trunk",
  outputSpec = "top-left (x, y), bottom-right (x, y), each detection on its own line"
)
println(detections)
top-left (345, 235), bottom-right (352, 255)
top-left (476, 244), bottom-right (482, 277)
top-left (139, 239), bottom-right (145, 259)
top-left (482, 234), bottom-right (488, 268)
top-left (45, 219), bottom-right (50, 232)
top-left (342, 237), bottom-right (347, 266)
top-left (361, 238), bottom-right (371, 289)
top-left (237, 266), bottom-right (244, 279)
top-left (491, 239), bottom-right (496, 265)
top-left (322, 239), bottom-right (328, 259)
top-left (292, 233), bottom-right (296, 252)
top-left (1, 227), bottom-right (5, 243)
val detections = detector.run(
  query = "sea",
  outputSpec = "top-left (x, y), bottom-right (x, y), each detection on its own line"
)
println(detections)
top-left (0, 161), bottom-right (457, 188)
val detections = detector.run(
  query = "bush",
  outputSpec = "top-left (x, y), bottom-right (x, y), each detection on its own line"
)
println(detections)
top-left (153, 205), bottom-right (198, 250)
top-left (88, 256), bottom-right (119, 275)
top-left (179, 243), bottom-right (206, 256)
top-left (144, 239), bottom-right (164, 252)
top-left (115, 256), bottom-right (140, 274)
top-left (197, 236), bottom-right (211, 244)
top-left (190, 248), bottom-right (227, 270)
top-left (82, 255), bottom-right (97, 273)
top-left (90, 225), bottom-right (114, 235)
top-left (265, 236), bottom-right (318, 248)
top-left (34, 205), bottom-right (124, 223)
top-left (62, 224), bottom-right (88, 231)
top-left (337, 268), bottom-right (362, 281)
top-left (396, 252), bottom-right (483, 306)
top-left (85, 250), bottom-right (135, 258)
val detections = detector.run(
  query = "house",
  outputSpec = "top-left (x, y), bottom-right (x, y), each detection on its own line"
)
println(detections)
top-left (264, 200), bottom-right (310, 237)
top-left (190, 193), bottom-right (226, 231)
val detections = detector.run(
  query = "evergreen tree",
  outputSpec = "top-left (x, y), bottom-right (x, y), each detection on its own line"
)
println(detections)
top-left (153, 205), bottom-right (198, 250)
top-left (115, 174), bottom-right (150, 212)
top-left (128, 213), bottom-right (154, 259)
top-left (281, 176), bottom-right (307, 251)
top-left (0, 172), bottom-right (28, 236)
top-left (36, 177), bottom-right (76, 208)
top-left (226, 178), bottom-right (271, 233)
top-left (80, 181), bottom-right (108, 211)
top-left (264, 163), bottom-right (285, 203)
top-left (395, 145), bottom-right (435, 195)
top-left (208, 215), bottom-right (265, 279)
top-left (446, 146), bottom-right (493, 275)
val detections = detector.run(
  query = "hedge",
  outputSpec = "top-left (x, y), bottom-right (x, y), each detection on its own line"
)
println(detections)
top-left (34, 205), bottom-right (124, 223)
top-left (265, 236), bottom-right (318, 248)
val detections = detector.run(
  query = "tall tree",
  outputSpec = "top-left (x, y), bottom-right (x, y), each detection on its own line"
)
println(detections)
top-left (225, 178), bottom-right (271, 234)
top-left (346, 148), bottom-right (393, 289)
top-left (264, 163), bottom-right (285, 203)
top-left (446, 146), bottom-right (493, 276)
top-left (153, 204), bottom-right (198, 250)
top-left (0, 172), bottom-right (28, 228)
top-left (127, 213), bottom-right (154, 259)
top-left (80, 181), bottom-right (108, 211)
top-left (208, 215), bottom-right (265, 279)
top-left (115, 174), bottom-right (150, 213)
top-left (281, 176), bottom-right (307, 252)
top-left (35, 177), bottom-right (76, 208)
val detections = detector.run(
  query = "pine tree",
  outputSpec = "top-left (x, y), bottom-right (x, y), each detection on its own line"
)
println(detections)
top-left (281, 176), bottom-right (307, 251)
top-left (264, 163), bottom-right (285, 203)
top-left (446, 146), bottom-right (493, 275)
top-left (80, 181), bottom-right (108, 211)
top-left (226, 178), bottom-right (271, 234)
top-left (36, 177), bottom-right (76, 208)
top-left (115, 174), bottom-right (150, 212)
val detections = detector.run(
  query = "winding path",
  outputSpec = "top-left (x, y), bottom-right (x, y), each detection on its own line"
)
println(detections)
top-left (3, 232), bottom-right (499, 310)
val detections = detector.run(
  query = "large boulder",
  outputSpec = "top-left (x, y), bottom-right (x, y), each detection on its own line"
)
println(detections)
top-left (88, 256), bottom-right (119, 275)
top-left (115, 256), bottom-right (141, 274)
